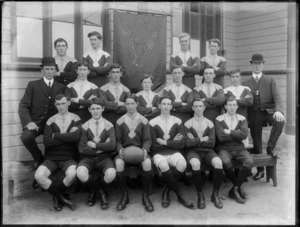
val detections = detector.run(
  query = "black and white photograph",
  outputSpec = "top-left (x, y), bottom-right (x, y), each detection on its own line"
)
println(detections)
top-left (2, 1), bottom-right (297, 225)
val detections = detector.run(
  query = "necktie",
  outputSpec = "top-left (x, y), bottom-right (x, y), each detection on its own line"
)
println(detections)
top-left (95, 121), bottom-right (99, 137)
top-left (255, 75), bottom-right (259, 82)
top-left (48, 81), bottom-right (51, 87)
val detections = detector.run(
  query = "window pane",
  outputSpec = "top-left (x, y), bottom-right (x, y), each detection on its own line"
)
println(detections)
top-left (172, 8), bottom-right (182, 37)
top-left (52, 2), bottom-right (74, 23)
top-left (83, 2), bottom-right (102, 26)
top-left (190, 39), bottom-right (200, 57)
top-left (16, 2), bottom-right (43, 19)
top-left (83, 26), bottom-right (103, 54)
top-left (17, 17), bottom-right (43, 58)
top-left (52, 22), bottom-right (75, 58)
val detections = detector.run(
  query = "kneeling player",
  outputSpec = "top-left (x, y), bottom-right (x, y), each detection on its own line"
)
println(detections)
top-left (115, 94), bottom-right (154, 212)
top-left (34, 94), bottom-right (81, 211)
top-left (76, 99), bottom-right (116, 209)
top-left (184, 99), bottom-right (223, 209)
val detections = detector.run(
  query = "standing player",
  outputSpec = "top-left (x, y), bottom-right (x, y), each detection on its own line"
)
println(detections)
top-left (76, 99), bottom-right (116, 210)
top-left (149, 97), bottom-right (195, 209)
top-left (34, 94), bottom-right (81, 211)
top-left (115, 94), bottom-right (154, 212)
top-left (184, 99), bottom-right (223, 209)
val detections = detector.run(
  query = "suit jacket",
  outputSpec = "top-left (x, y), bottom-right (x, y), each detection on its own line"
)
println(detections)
top-left (243, 74), bottom-right (283, 114)
top-left (18, 78), bottom-right (66, 129)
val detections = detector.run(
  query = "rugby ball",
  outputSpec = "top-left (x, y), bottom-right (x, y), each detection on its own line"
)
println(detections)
top-left (123, 146), bottom-right (144, 164)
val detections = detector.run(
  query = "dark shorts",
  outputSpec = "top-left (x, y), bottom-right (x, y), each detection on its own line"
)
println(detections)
top-left (78, 155), bottom-right (115, 174)
top-left (114, 154), bottom-right (152, 167)
top-left (218, 149), bottom-right (254, 169)
top-left (41, 159), bottom-right (77, 174)
top-left (186, 149), bottom-right (219, 168)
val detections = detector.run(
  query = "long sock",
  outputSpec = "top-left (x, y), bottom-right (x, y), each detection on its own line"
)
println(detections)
top-left (161, 169), bottom-right (181, 195)
top-left (213, 169), bottom-right (223, 193)
top-left (192, 170), bottom-right (203, 192)
top-left (48, 181), bottom-right (58, 196)
top-left (142, 170), bottom-right (153, 194)
top-left (224, 168), bottom-right (236, 184)
top-left (172, 167), bottom-right (184, 181)
top-left (116, 171), bottom-right (127, 193)
top-left (235, 166), bottom-right (250, 187)
top-left (83, 173), bottom-right (98, 192)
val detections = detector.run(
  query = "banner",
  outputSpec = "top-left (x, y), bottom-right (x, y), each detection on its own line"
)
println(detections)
top-left (113, 11), bottom-right (166, 92)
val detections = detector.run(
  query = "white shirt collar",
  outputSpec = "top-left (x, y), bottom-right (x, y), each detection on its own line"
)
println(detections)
top-left (92, 117), bottom-right (103, 123)
top-left (252, 72), bottom-right (262, 80)
top-left (43, 77), bottom-right (54, 87)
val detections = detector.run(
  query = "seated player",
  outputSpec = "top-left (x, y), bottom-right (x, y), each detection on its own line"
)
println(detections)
top-left (136, 74), bottom-right (160, 120)
top-left (193, 66), bottom-right (225, 123)
top-left (100, 63), bottom-right (131, 124)
top-left (149, 97), bottom-right (195, 209)
top-left (170, 33), bottom-right (201, 89)
top-left (200, 38), bottom-right (226, 87)
top-left (215, 97), bottom-right (254, 204)
top-left (115, 94), bottom-right (154, 212)
top-left (162, 66), bottom-right (193, 123)
top-left (34, 94), bottom-right (81, 211)
top-left (184, 99), bottom-right (223, 209)
top-left (76, 99), bottom-right (116, 210)
top-left (65, 61), bottom-right (100, 123)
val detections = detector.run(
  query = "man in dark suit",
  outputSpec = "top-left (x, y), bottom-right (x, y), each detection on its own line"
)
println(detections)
top-left (19, 57), bottom-right (66, 172)
top-left (244, 53), bottom-right (285, 180)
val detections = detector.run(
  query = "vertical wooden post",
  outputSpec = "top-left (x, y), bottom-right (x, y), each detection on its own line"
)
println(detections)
top-left (43, 2), bottom-right (52, 57)
top-left (74, 2), bottom-right (83, 61)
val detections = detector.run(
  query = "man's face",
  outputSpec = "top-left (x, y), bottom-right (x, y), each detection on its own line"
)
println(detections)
top-left (225, 100), bottom-right (238, 115)
top-left (179, 35), bottom-right (190, 51)
top-left (89, 104), bottom-right (104, 120)
top-left (126, 98), bottom-right (137, 114)
top-left (172, 68), bottom-right (183, 85)
top-left (142, 78), bottom-right (153, 91)
top-left (42, 66), bottom-right (56, 80)
top-left (192, 100), bottom-right (205, 116)
top-left (251, 62), bottom-right (264, 74)
top-left (159, 98), bottom-right (172, 115)
top-left (203, 68), bottom-right (215, 84)
top-left (55, 97), bottom-right (70, 115)
top-left (110, 68), bottom-right (122, 83)
top-left (77, 66), bottom-right (90, 80)
top-left (208, 41), bottom-right (220, 55)
top-left (230, 72), bottom-right (241, 86)
top-left (55, 41), bottom-right (68, 56)
top-left (89, 35), bottom-right (101, 50)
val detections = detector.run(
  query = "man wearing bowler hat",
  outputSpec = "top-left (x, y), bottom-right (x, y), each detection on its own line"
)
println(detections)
top-left (19, 57), bottom-right (66, 177)
top-left (244, 53), bottom-right (285, 181)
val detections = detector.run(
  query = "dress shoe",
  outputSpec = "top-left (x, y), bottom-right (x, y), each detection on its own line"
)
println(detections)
top-left (99, 188), bottom-right (109, 210)
top-left (197, 192), bottom-right (206, 209)
top-left (32, 179), bottom-right (39, 189)
top-left (267, 146), bottom-right (278, 158)
top-left (58, 194), bottom-right (74, 210)
top-left (253, 171), bottom-right (265, 181)
top-left (161, 186), bottom-right (170, 208)
top-left (229, 186), bottom-right (245, 204)
top-left (142, 192), bottom-right (154, 212)
top-left (211, 192), bottom-right (223, 209)
top-left (238, 186), bottom-right (247, 200)
top-left (53, 196), bottom-right (63, 211)
top-left (177, 194), bottom-right (195, 209)
top-left (87, 190), bottom-right (96, 206)
top-left (116, 192), bottom-right (129, 211)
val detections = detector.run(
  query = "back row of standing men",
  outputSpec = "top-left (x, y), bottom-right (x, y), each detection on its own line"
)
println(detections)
top-left (18, 31), bottom-right (285, 211)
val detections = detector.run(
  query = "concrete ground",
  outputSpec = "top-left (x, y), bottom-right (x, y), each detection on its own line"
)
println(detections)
top-left (2, 134), bottom-right (296, 225)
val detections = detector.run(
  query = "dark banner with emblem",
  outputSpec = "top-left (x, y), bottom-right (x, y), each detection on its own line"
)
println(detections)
top-left (113, 11), bottom-right (166, 92)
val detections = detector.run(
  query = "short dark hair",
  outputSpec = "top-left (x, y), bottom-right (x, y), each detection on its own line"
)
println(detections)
top-left (55, 94), bottom-right (69, 101)
top-left (208, 38), bottom-right (221, 47)
top-left (224, 96), bottom-right (237, 106)
top-left (172, 66), bottom-right (183, 72)
top-left (159, 96), bottom-right (173, 105)
top-left (140, 74), bottom-right (154, 83)
top-left (87, 31), bottom-right (102, 39)
top-left (192, 98), bottom-right (205, 106)
top-left (230, 68), bottom-right (241, 75)
top-left (203, 66), bottom-right (216, 74)
top-left (76, 61), bottom-right (90, 70)
top-left (54, 38), bottom-right (68, 47)
top-left (89, 98), bottom-right (105, 108)
top-left (109, 63), bottom-right (124, 73)
top-left (125, 94), bottom-right (138, 104)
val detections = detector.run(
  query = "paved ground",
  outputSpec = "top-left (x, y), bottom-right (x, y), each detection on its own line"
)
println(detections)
top-left (2, 136), bottom-right (296, 225)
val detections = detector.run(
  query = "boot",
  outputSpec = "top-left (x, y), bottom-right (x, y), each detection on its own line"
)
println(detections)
top-left (142, 170), bottom-right (154, 212)
top-left (87, 189), bottom-right (96, 206)
top-left (238, 186), bottom-right (247, 200)
top-left (229, 186), bottom-right (245, 204)
top-left (116, 191), bottom-right (129, 211)
top-left (116, 172), bottom-right (129, 211)
top-left (58, 193), bottom-right (75, 210)
top-left (99, 188), bottom-right (109, 210)
top-left (53, 196), bottom-right (63, 211)
top-left (142, 192), bottom-right (154, 212)
top-left (211, 191), bottom-right (223, 209)
top-left (197, 191), bottom-right (206, 209)
top-left (211, 169), bottom-right (223, 209)
top-left (177, 193), bottom-right (195, 209)
top-left (161, 186), bottom-right (170, 208)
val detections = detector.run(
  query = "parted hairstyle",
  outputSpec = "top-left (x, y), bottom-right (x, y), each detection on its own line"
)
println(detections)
top-left (208, 38), bottom-right (221, 47)
top-left (87, 31), bottom-right (102, 39)
top-left (54, 38), bottom-right (68, 47)
top-left (203, 66), bottom-right (216, 74)
top-left (55, 94), bottom-right (70, 101)
top-left (140, 74), bottom-right (154, 83)
top-left (159, 96), bottom-right (173, 105)
top-left (224, 96), bottom-right (238, 106)
top-left (125, 94), bottom-right (139, 104)
top-left (76, 61), bottom-right (90, 70)
top-left (109, 63), bottom-right (124, 73)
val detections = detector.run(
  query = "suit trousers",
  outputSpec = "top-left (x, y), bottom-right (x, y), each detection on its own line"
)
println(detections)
top-left (248, 109), bottom-right (285, 172)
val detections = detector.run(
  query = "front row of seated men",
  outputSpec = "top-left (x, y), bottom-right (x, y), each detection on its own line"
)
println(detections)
top-left (34, 92), bottom-right (252, 212)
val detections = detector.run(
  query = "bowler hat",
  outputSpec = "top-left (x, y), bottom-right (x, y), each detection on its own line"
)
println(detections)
top-left (40, 57), bottom-right (58, 68)
top-left (250, 53), bottom-right (265, 63)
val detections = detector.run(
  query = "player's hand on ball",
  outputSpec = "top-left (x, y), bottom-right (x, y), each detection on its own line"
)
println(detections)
top-left (174, 133), bottom-right (183, 141)
top-left (187, 132), bottom-right (194, 139)
top-left (87, 141), bottom-right (96, 148)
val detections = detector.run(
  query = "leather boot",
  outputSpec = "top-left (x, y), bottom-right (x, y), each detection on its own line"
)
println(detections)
top-left (161, 186), bottom-right (170, 208)
top-left (142, 192), bottom-right (154, 212)
top-left (53, 196), bottom-right (63, 211)
top-left (58, 194), bottom-right (74, 210)
top-left (116, 191), bottom-right (129, 211)
top-left (211, 191), bottom-right (223, 209)
top-left (177, 193), bottom-right (195, 209)
top-left (87, 189), bottom-right (96, 207)
top-left (99, 188), bottom-right (109, 210)
top-left (197, 192), bottom-right (206, 209)
top-left (238, 186), bottom-right (247, 200)
top-left (229, 186), bottom-right (245, 204)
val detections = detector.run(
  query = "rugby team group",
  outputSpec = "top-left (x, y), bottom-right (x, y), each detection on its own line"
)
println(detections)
top-left (18, 31), bottom-right (285, 212)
